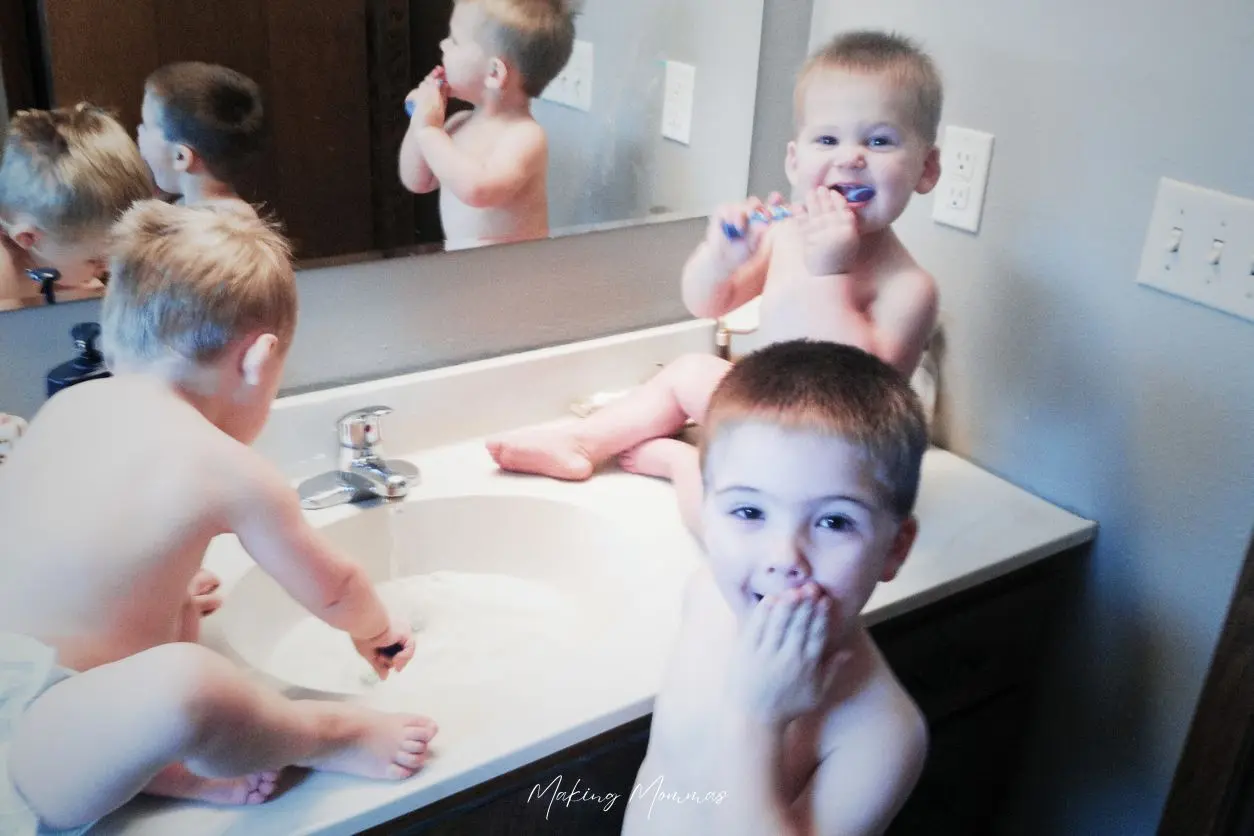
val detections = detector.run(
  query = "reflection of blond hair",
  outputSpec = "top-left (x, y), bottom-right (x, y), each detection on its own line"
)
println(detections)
top-left (459, 0), bottom-right (578, 97)
top-left (796, 31), bottom-right (944, 144)
top-left (103, 200), bottom-right (296, 366)
top-left (701, 340), bottom-right (927, 519)
top-left (0, 104), bottom-right (153, 242)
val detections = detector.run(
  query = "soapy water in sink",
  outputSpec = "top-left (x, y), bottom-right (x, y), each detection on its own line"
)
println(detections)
top-left (265, 571), bottom-right (584, 695)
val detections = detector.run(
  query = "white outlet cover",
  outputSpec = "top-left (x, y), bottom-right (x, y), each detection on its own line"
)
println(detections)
top-left (1136, 177), bottom-right (1254, 323)
top-left (662, 60), bottom-right (696, 145)
top-left (932, 126), bottom-right (995, 233)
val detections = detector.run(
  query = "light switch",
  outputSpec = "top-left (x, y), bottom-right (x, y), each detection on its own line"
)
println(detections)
top-left (931, 126), bottom-right (995, 233)
top-left (662, 61), bottom-right (696, 145)
top-left (1136, 178), bottom-right (1254, 323)
top-left (540, 39), bottom-right (593, 111)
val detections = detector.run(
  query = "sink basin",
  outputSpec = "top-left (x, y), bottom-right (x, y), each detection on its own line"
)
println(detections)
top-left (217, 494), bottom-right (665, 704)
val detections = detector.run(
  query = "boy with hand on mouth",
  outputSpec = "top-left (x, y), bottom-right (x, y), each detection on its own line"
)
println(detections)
top-left (622, 340), bottom-right (930, 836)
top-left (487, 30), bottom-right (944, 513)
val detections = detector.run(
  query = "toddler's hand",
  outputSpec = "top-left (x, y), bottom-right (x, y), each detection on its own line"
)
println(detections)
top-left (353, 615), bottom-right (416, 680)
top-left (731, 583), bottom-right (850, 728)
top-left (796, 187), bottom-right (860, 276)
top-left (704, 194), bottom-right (783, 271)
top-left (406, 67), bottom-right (447, 129)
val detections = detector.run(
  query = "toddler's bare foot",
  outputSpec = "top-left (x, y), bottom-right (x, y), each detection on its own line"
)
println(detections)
top-left (146, 763), bottom-right (279, 806)
top-left (190, 569), bottom-right (222, 617)
top-left (619, 438), bottom-right (692, 481)
top-left (485, 423), bottom-right (595, 481)
top-left (299, 705), bottom-right (438, 781)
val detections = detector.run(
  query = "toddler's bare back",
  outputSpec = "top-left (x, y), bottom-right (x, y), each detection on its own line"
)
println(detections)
top-left (0, 376), bottom-right (247, 671)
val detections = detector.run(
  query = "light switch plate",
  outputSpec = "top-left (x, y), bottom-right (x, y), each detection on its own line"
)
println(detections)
top-left (540, 39), bottom-right (593, 111)
top-left (662, 60), bottom-right (696, 144)
top-left (1136, 177), bottom-right (1254, 323)
top-left (931, 126), bottom-right (995, 233)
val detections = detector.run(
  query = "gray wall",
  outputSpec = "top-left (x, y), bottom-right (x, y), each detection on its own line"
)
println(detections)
top-left (0, 1), bottom-right (814, 421)
top-left (810, 1), bottom-right (1254, 833)
top-left (536, 0), bottom-right (763, 230)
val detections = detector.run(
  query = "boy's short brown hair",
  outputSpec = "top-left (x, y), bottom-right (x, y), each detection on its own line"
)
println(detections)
top-left (701, 340), bottom-right (928, 518)
top-left (102, 200), bottom-right (296, 366)
top-left (796, 30), bottom-right (944, 144)
top-left (460, 0), bottom-right (578, 97)
top-left (145, 62), bottom-right (265, 185)
top-left (0, 104), bottom-right (153, 242)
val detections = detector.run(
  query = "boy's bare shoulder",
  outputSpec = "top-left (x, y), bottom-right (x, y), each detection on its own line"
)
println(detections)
top-left (813, 636), bottom-right (928, 814)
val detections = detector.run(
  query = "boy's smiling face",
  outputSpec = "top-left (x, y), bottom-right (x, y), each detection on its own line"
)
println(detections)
top-left (786, 68), bottom-right (940, 233)
top-left (701, 421), bottom-right (916, 644)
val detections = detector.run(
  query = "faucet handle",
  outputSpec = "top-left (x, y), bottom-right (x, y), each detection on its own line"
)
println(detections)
top-left (337, 405), bottom-right (393, 451)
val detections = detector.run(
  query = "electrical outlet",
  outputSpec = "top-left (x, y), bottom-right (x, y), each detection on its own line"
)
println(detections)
top-left (932, 126), bottom-right (995, 233)
top-left (540, 39), bottom-right (593, 111)
top-left (1136, 177), bottom-right (1254, 323)
top-left (662, 60), bottom-right (696, 144)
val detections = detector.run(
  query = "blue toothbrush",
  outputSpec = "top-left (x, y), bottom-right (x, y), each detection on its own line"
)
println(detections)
top-left (721, 185), bottom-right (876, 240)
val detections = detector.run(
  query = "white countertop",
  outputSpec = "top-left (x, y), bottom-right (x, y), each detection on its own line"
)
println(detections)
top-left (91, 438), bottom-right (1095, 836)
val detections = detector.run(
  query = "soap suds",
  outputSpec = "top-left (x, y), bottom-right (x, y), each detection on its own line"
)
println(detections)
top-left (266, 571), bottom-right (585, 695)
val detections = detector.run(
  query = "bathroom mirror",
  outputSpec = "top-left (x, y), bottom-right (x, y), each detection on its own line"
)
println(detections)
top-left (0, 0), bottom-right (763, 310)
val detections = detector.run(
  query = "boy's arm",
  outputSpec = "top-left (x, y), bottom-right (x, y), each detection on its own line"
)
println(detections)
top-left (682, 212), bottom-right (775, 319)
top-left (714, 699), bottom-right (927, 836)
top-left (799, 700), bottom-right (929, 835)
top-left (862, 270), bottom-right (938, 377)
top-left (399, 110), bottom-right (472, 194)
top-left (226, 454), bottom-right (391, 643)
top-left (414, 121), bottom-right (546, 208)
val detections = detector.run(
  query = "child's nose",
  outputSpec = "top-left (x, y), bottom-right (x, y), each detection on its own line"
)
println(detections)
top-left (765, 538), bottom-right (811, 580)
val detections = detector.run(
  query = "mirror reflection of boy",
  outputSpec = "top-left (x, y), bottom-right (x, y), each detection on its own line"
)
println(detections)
top-left (138, 62), bottom-right (265, 217)
top-left (399, 0), bottom-right (577, 249)
top-left (0, 105), bottom-right (153, 302)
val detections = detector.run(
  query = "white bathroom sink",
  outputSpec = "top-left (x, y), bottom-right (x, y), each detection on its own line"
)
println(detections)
top-left (218, 494), bottom-right (661, 704)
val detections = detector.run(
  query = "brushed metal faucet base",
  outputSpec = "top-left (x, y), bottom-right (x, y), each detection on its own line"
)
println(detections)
top-left (298, 460), bottom-right (419, 510)
top-left (297, 405), bottom-right (419, 510)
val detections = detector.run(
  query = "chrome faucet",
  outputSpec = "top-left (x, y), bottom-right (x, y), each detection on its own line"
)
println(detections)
top-left (298, 406), bottom-right (419, 510)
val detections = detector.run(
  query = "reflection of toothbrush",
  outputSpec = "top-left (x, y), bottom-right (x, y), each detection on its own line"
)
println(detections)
top-left (404, 72), bottom-right (447, 117)
top-left (721, 185), bottom-right (876, 240)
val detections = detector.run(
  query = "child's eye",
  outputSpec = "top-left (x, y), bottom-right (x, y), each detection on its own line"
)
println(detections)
top-left (816, 135), bottom-right (838, 146)
top-left (868, 135), bottom-right (897, 148)
top-left (731, 506), bottom-right (764, 522)
top-left (817, 514), bottom-right (855, 532)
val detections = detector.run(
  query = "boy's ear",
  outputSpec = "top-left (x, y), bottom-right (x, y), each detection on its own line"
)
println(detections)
top-left (915, 146), bottom-right (942, 195)
top-left (485, 58), bottom-right (508, 91)
top-left (3, 219), bottom-right (42, 252)
top-left (880, 516), bottom-right (918, 582)
top-left (173, 144), bottom-right (196, 175)
top-left (784, 140), bottom-right (800, 187)
top-left (240, 333), bottom-right (280, 387)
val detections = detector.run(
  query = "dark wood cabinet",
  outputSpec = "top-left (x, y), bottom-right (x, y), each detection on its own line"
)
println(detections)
top-left (358, 549), bottom-right (1085, 835)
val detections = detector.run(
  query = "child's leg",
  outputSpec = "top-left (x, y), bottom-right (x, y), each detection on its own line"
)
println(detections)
top-left (619, 439), bottom-right (704, 538)
top-left (486, 354), bottom-right (731, 480)
top-left (8, 642), bottom-right (437, 830)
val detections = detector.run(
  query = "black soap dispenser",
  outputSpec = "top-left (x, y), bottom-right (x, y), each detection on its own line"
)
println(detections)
top-left (46, 322), bottom-right (111, 398)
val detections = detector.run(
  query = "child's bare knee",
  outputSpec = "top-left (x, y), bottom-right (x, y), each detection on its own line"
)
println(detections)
top-left (139, 643), bottom-right (243, 743)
